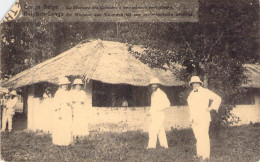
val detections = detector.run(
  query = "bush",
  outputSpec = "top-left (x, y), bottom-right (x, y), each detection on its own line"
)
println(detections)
top-left (210, 105), bottom-right (241, 136)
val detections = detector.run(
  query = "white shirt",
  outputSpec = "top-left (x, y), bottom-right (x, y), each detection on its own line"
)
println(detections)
top-left (4, 97), bottom-right (18, 115)
top-left (187, 86), bottom-right (222, 122)
top-left (150, 88), bottom-right (170, 119)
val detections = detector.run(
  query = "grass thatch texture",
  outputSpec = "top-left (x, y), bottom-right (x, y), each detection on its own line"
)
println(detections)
top-left (242, 64), bottom-right (260, 88)
top-left (2, 40), bottom-right (183, 89)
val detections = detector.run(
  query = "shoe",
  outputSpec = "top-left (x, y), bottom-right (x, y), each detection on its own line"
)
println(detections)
top-left (194, 155), bottom-right (203, 160)
top-left (194, 155), bottom-right (209, 162)
top-left (161, 145), bottom-right (168, 149)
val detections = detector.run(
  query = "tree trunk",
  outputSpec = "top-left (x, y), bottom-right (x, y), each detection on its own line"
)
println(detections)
top-left (203, 64), bottom-right (209, 88)
top-left (203, 75), bottom-right (209, 88)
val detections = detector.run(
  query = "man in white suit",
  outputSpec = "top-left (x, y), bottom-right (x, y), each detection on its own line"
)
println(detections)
top-left (147, 78), bottom-right (170, 149)
top-left (1, 90), bottom-right (18, 132)
top-left (187, 76), bottom-right (222, 160)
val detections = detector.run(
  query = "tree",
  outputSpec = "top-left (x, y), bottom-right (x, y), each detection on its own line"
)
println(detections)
top-left (123, 0), bottom-right (259, 128)
top-left (126, 0), bottom-right (259, 105)
top-left (1, 18), bottom-right (59, 78)
top-left (1, 0), bottom-right (258, 107)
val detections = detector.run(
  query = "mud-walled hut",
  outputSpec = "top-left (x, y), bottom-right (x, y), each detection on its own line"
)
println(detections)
top-left (2, 40), bottom-right (186, 133)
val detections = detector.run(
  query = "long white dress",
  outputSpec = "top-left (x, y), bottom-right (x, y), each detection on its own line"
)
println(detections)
top-left (52, 89), bottom-right (73, 146)
top-left (71, 90), bottom-right (89, 138)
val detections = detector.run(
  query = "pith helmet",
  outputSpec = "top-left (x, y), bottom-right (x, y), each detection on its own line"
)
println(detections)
top-left (58, 77), bottom-right (71, 85)
top-left (150, 77), bottom-right (161, 85)
top-left (72, 78), bottom-right (83, 85)
top-left (9, 90), bottom-right (17, 96)
top-left (189, 76), bottom-right (203, 86)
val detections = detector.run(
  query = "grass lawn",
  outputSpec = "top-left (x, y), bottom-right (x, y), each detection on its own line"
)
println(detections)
top-left (1, 114), bottom-right (260, 162)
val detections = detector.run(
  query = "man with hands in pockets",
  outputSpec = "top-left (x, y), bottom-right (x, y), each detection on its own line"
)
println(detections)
top-left (147, 77), bottom-right (170, 149)
top-left (187, 76), bottom-right (222, 160)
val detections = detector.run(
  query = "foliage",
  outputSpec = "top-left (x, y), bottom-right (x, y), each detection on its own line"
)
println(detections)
top-left (210, 105), bottom-right (241, 130)
top-left (0, 0), bottom-right (258, 116)
top-left (127, 0), bottom-right (259, 106)
top-left (1, 19), bottom-right (59, 77)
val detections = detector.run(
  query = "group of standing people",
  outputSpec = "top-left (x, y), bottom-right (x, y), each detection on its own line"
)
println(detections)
top-left (147, 76), bottom-right (222, 161)
top-left (52, 77), bottom-right (90, 146)
top-left (1, 75), bottom-right (222, 160)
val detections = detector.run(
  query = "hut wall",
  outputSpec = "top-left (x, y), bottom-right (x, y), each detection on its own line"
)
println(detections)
top-left (88, 104), bottom-right (260, 133)
top-left (88, 106), bottom-right (191, 133)
top-left (27, 85), bottom-right (35, 131)
top-left (230, 105), bottom-right (260, 125)
top-left (26, 103), bottom-right (260, 133)
top-left (25, 83), bottom-right (260, 133)
top-left (27, 97), bottom-right (54, 133)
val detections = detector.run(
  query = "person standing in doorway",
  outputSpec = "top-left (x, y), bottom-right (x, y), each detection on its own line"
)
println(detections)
top-left (43, 88), bottom-right (52, 99)
top-left (1, 90), bottom-right (18, 132)
top-left (147, 78), bottom-right (170, 149)
top-left (52, 77), bottom-right (73, 146)
top-left (187, 76), bottom-right (222, 160)
top-left (71, 78), bottom-right (89, 141)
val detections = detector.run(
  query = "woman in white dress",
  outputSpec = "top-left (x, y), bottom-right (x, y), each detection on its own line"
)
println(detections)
top-left (71, 78), bottom-right (89, 140)
top-left (52, 77), bottom-right (73, 146)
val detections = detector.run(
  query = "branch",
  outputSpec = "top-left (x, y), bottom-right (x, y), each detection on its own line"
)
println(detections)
top-left (205, 31), bottom-right (224, 62)
top-left (181, 35), bottom-right (196, 59)
top-left (202, 34), bottom-right (208, 58)
top-left (209, 32), bottom-right (224, 53)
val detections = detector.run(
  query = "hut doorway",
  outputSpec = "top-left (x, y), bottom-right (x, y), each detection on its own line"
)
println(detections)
top-left (92, 80), bottom-right (150, 107)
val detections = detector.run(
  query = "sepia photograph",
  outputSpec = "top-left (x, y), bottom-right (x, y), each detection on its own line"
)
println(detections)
top-left (0, 0), bottom-right (259, 161)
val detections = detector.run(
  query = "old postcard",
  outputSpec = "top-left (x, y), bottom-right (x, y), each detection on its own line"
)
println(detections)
top-left (1, 0), bottom-right (259, 161)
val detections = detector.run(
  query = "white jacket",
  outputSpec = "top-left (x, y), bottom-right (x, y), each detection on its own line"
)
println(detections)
top-left (187, 87), bottom-right (222, 123)
top-left (4, 97), bottom-right (18, 116)
top-left (150, 88), bottom-right (170, 120)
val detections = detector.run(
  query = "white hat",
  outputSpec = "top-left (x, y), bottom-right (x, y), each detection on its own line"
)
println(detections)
top-left (189, 76), bottom-right (203, 86)
top-left (72, 78), bottom-right (83, 85)
top-left (149, 77), bottom-right (161, 85)
top-left (58, 77), bottom-right (71, 85)
top-left (9, 90), bottom-right (17, 96)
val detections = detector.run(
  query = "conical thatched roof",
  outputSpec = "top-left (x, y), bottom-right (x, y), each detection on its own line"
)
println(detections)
top-left (242, 64), bottom-right (260, 88)
top-left (2, 40), bottom-right (184, 89)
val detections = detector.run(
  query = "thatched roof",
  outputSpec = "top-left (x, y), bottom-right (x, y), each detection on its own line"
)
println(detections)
top-left (242, 64), bottom-right (260, 88)
top-left (0, 87), bottom-right (8, 94)
top-left (2, 40), bottom-right (184, 89)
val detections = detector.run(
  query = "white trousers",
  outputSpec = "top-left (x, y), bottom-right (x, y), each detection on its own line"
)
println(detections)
top-left (1, 114), bottom-right (13, 131)
top-left (148, 116), bottom-right (168, 148)
top-left (192, 121), bottom-right (210, 159)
